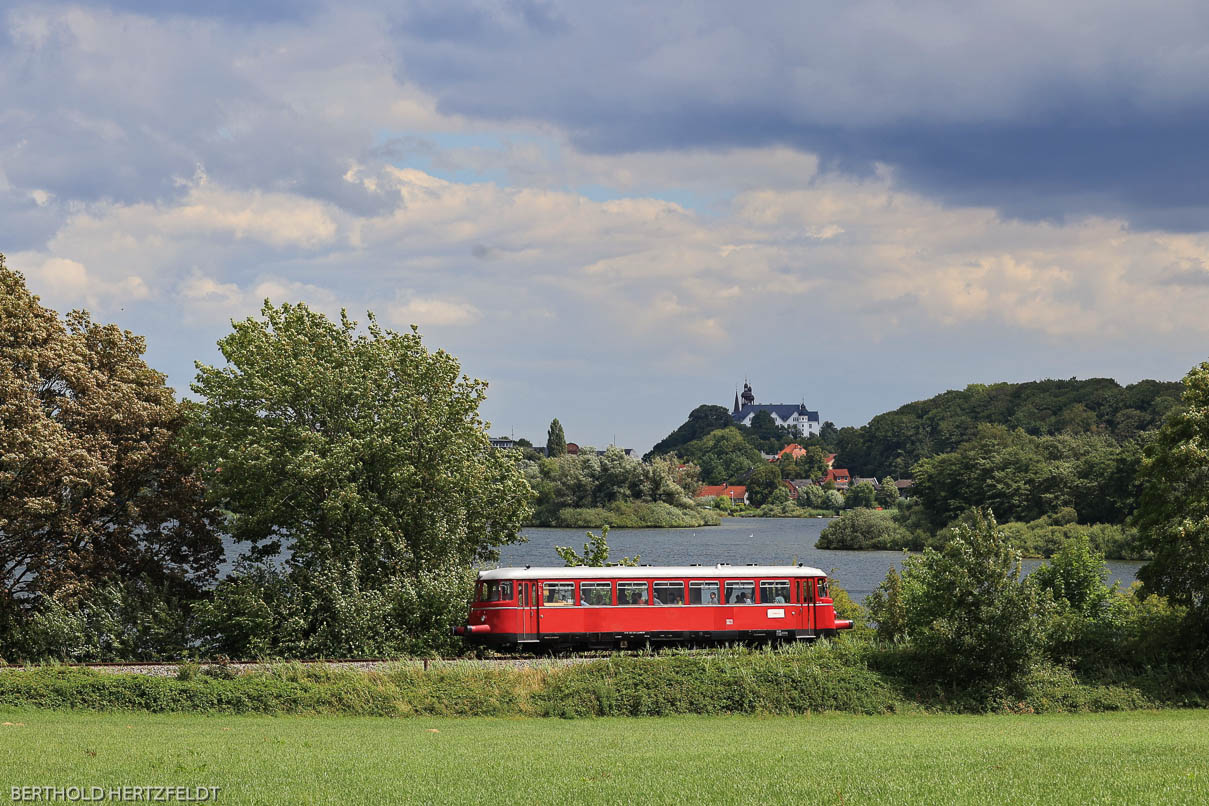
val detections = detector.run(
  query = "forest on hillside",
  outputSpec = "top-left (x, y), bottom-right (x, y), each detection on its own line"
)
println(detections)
top-left (830, 378), bottom-right (1182, 479)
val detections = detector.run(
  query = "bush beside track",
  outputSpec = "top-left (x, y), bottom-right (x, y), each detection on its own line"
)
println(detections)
top-left (3, 642), bottom-right (1207, 718)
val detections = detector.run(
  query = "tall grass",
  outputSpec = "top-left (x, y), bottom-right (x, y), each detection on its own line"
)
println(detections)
top-left (3, 640), bottom-right (1205, 717)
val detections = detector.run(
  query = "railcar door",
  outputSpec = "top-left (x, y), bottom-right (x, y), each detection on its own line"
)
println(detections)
top-left (800, 578), bottom-right (817, 636)
top-left (517, 582), bottom-right (538, 642)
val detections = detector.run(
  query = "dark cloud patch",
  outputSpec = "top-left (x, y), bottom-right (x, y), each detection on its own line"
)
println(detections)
top-left (389, 0), bottom-right (1209, 228)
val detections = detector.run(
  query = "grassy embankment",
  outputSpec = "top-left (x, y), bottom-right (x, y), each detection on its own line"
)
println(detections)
top-left (1, 709), bottom-right (1207, 804)
top-left (2, 643), bottom-right (1206, 717)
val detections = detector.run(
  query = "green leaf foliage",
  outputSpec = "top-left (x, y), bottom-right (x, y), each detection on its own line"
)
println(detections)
top-left (546, 418), bottom-right (567, 458)
top-left (1134, 360), bottom-right (1209, 636)
top-left (817, 509), bottom-right (914, 550)
top-left (554, 525), bottom-right (639, 567)
top-left (188, 301), bottom-right (532, 656)
top-left (645, 404), bottom-right (734, 459)
top-left (910, 425), bottom-right (1142, 529)
top-left (745, 462), bottom-right (782, 507)
top-left (675, 427), bottom-right (763, 485)
top-left (833, 377), bottom-right (1180, 478)
top-left (875, 509), bottom-right (1053, 684)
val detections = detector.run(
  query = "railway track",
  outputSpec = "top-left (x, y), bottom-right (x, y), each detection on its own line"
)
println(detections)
top-left (1, 655), bottom-right (609, 677)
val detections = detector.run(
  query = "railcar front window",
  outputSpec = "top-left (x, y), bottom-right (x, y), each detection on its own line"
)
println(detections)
top-left (477, 581), bottom-right (514, 602)
top-left (580, 581), bottom-right (612, 606)
top-left (690, 581), bottom-right (720, 605)
top-left (653, 581), bottom-right (685, 605)
top-left (760, 580), bottom-right (791, 604)
top-left (617, 581), bottom-right (649, 605)
top-left (543, 582), bottom-right (575, 606)
top-left (725, 581), bottom-right (756, 605)
top-left (817, 579), bottom-right (830, 600)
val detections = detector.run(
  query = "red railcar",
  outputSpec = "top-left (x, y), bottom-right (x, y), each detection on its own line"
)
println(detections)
top-left (454, 564), bottom-right (853, 650)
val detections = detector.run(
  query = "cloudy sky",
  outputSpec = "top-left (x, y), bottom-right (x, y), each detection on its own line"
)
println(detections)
top-left (5, 1), bottom-right (1209, 453)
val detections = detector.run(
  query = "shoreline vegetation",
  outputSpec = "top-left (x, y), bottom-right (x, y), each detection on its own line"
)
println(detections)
top-left (521, 447), bottom-right (719, 528)
top-left (816, 508), bottom-right (1145, 561)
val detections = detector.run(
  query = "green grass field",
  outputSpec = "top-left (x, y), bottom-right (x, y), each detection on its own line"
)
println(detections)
top-left (1, 709), bottom-right (1207, 805)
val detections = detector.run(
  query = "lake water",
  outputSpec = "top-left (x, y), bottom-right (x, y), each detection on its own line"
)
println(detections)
top-left (499, 517), bottom-right (1144, 602)
top-left (220, 516), bottom-right (1143, 603)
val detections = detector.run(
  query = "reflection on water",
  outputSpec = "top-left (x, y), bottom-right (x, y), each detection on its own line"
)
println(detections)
top-left (497, 516), bottom-right (1143, 602)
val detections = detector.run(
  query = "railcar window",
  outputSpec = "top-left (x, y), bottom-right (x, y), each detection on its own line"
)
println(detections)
top-left (543, 582), bottom-right (575, 606)
top-left (689, 581), bottom-right (721, 605)
top-left (617, 581), bottom-right (649, 605)
top-left (725, 581), bottom-right (756, 604)
top-left (580, 581), bottom-right (612, 606)
top-left (817, 579), bottom-right (830, 599)
top-left (760, 580), bottom-right (791, 604)
top-left (476, 581), bottom-right (514, 602)
top-left (653, 581), bottom-right (685, 605)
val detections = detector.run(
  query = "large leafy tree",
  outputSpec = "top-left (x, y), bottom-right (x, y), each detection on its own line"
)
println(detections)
top-left (745, 462), bottom-right (782, 507)
top-left (190, 302), bottom-right (532, 584)
top-left (1134, 361), bottom-right (1209, 631)
top-left (0, 256), bottom-right (220, 632)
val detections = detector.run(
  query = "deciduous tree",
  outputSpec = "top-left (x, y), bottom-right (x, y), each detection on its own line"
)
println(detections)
top-left (0, 255), bottom-right (220, 640)
top-left (1134, 361), bottom-right (1209, 634)
top-left (189, 301), bottom-right (532, 654)
top-left (745, 463), bottom-right (782, 507)
top-left (876, 476), bottom-right (900, 508)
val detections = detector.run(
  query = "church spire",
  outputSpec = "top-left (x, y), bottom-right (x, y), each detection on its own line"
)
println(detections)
top-left (733, 386), bottom-right (741, 414)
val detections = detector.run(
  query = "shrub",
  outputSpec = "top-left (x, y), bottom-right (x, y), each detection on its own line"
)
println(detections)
top-left (2, 582), bottom-right (193, 664)
top-left (816, 509), bottom-right (913, 550)
top-left (866, 567), bottom-right (908, 642)
top-left (1032, 533), bottom-right (1112, 617)
top-left (890, 509), bottom-right (1053, 684)
top-left (797, 485), bottom-right (826, 509)
top-left (192, 561), bottom-right (475, 660)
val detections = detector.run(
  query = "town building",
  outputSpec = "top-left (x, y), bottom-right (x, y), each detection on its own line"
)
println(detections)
top-left (731, 381), bottom-right (820, 436)
top-left (820, 468), bottom-right (851, 490)
top-left (695, 484), bottom-right (750, 506)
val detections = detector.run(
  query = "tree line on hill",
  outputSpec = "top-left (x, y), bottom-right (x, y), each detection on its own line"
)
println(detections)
top-left (647, 375), bottom-right (1182, 551)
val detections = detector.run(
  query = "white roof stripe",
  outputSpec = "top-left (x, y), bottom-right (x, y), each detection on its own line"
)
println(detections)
top-left (478, 565), bottom-right (826, 581)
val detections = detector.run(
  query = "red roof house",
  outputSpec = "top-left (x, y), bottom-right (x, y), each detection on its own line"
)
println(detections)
top-left (777, 443), bottom-right (807, 460)
top-left (695, 485), bottom-right (749, 505)
top-left (821, 468), bottom-right (851, 489)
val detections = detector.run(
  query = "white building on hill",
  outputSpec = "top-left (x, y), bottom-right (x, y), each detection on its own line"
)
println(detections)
top-left (731, 381), bottom-right (820, 437)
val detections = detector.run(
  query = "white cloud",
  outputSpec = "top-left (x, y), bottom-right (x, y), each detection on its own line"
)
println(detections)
top-left (10, 253), bottom-right (150, 310)
top-left (389, 296), bottom-right (482, 327)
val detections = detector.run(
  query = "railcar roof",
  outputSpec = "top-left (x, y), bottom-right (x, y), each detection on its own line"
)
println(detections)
top-left (478, 565), bottom-right (826, 581)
